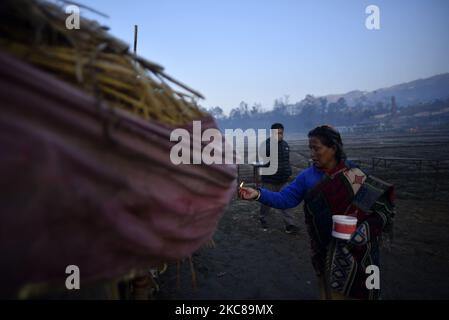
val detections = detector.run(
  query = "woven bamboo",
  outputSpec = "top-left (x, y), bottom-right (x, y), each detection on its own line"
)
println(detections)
top-left (0, 0), bottom-right (206, 125)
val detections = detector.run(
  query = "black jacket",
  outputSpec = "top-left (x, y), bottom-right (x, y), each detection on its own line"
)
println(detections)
top-left (260, 138), bottom-right (292, 184)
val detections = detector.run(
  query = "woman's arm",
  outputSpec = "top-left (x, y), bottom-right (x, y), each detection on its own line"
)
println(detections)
top-left (257, 172), bottom-right (307, 209)
top-left (348, 187), bottom-right (395, 247)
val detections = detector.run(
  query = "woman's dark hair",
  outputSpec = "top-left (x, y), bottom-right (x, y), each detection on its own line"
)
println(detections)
top-left (308, 125), bottom-right (346, 162)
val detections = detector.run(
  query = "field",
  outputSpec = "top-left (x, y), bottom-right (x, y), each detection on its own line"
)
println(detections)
top-left (158, 130), bottom-right (449, 299)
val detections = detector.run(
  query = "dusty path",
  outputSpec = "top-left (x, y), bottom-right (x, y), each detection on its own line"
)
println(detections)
top-left (158, 197), bottom-right (449, 299)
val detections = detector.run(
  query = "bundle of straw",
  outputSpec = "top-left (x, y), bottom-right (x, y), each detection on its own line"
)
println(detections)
top-left (0, 0), bottom-right (206, 126)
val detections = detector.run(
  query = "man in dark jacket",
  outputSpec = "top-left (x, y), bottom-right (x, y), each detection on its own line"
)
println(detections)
top-left (259, 123), bottom-right (299, 233)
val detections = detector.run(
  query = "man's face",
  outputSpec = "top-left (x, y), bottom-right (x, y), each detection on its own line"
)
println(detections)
top-left (272, 128), bottom-right (284, 141)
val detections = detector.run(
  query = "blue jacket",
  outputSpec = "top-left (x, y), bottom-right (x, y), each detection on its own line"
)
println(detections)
top-left (258, 160), bottom-right (359, 209)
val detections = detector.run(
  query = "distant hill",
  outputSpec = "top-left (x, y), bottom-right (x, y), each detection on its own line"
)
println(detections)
top-left (321, 73), bottom-right (449, 107)
top-left (215, 72), bottom-right (449, 133)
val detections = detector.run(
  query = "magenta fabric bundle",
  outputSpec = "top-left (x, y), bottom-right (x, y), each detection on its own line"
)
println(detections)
top-left (0, 52), bottom-right (236, 297)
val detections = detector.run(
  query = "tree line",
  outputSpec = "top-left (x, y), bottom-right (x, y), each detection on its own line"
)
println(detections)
top-left (202, 96), bottom-right (449, 133)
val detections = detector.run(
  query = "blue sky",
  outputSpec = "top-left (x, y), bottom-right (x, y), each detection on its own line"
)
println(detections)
top-left (81, 0), bottom-right (449, 114)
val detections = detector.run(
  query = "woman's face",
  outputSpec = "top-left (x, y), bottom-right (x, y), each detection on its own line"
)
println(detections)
top-left (308, 136), bottom-right (337, 168)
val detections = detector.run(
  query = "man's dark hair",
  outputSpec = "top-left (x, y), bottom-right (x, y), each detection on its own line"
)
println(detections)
top-left (271, 123), bottom-right (284, 130)
top-left (308, 125), bottom-right (346, 162)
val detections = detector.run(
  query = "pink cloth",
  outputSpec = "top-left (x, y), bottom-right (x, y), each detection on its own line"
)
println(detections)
top-left (0, 52), bottom-right (236, 297)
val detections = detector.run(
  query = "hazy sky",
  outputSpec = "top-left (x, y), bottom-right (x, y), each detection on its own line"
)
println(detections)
top-left (82, 0), bottom-right (449, 114)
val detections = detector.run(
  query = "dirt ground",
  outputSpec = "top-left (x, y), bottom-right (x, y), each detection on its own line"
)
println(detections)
top-left (158, 130), bottom-right (449, 300)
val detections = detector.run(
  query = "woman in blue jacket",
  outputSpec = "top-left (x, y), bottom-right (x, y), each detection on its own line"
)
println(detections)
top-left (239, 125), bottom-right (395, 300)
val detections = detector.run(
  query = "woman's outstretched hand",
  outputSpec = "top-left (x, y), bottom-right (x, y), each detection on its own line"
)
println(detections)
top-left (239, 186), bottom-right (259, 200)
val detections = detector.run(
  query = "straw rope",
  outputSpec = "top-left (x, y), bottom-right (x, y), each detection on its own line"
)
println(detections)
top-left (0, 0), bottom-right (206, 125)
